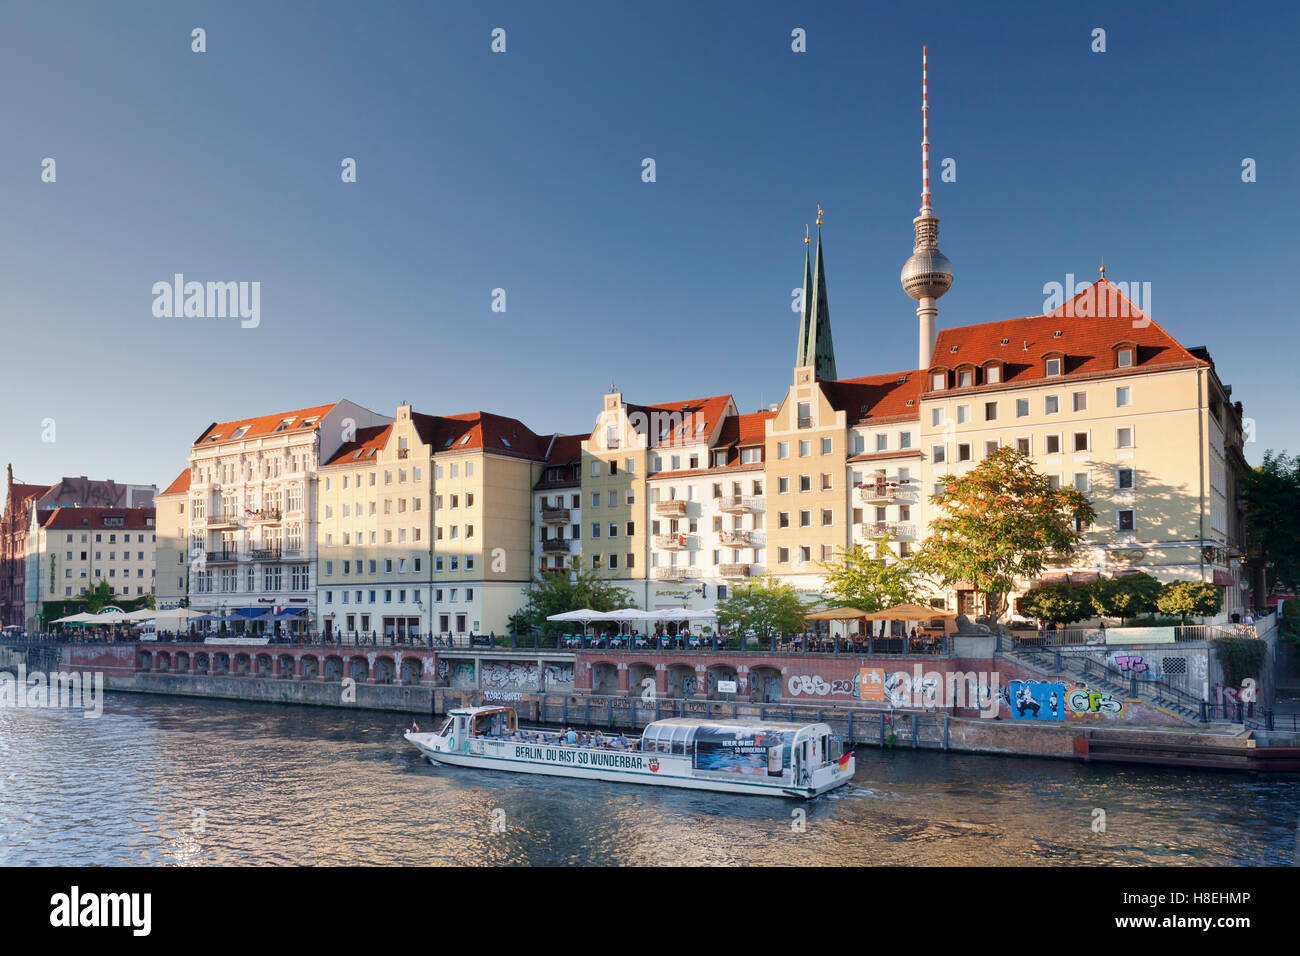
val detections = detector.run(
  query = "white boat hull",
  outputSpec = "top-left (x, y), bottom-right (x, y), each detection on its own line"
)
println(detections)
top-left (405, 731), bottom-right (853, 799)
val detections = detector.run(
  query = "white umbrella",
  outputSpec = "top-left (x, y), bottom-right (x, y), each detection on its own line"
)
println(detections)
top-left (52, 612), bottom-right (95, 624)
top-left (122, 608), bottom-right (159, 622)
top-left (545, 609), bottom-right (600, 622)
top-left (90, 610), bottom-right (130, 624)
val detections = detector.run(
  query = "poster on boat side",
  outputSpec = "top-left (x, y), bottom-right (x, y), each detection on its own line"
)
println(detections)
top-left (691, 726), bottom-right (792, 776)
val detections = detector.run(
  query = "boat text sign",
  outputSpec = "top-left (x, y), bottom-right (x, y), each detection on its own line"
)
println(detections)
top-left (510, 743), bottom-right (649, 771)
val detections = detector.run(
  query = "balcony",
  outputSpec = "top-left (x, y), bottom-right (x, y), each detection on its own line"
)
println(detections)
top-left (653, 533), bottom-right (694, 551)
top-left (655, 499), bottom-right (688, 518)
top-left (718, 495), bottom-right (755, 514)
top-left (205, 550), bottom-right (240, 563)
top-left (718, 563), bottom-right (751, 578)
top-left (860, 522), bottom-right (916, 540)
top-left (541, 538), bottom-right (570, 553)
top-left (246, 508), bottom-right (282, 524)
top-left (652, 566), bottom-right (700, 581)
top-left (718, 529), bottom-right (755, 547)
top-left (250, 547), bottom-right (281, 561)
top-left (541, 507), bottom-right (571, 524)
top-left (205, 513), bottom-right (239, 529)
top-left (858, 482), bottom-right (901, 505)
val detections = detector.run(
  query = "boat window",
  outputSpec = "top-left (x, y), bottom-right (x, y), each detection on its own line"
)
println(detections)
top-left (438, 717), bottom-right (454, 736)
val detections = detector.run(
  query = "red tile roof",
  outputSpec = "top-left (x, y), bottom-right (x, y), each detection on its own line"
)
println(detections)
top-left (160, 470), bottom-right (191, 496)
top-left (321, 424), bottom-right (393, 467)
top-left (193, 403), bottom-right (337, 447)
top-left (929, 278), bottom-right (1203, 390)
top-left (544, 434), bottom-right (586, 466)
top-left (11, 483), bottom-right (51, 506)
top-left (40, 507), bottom-right (156, 530)
top-left (625, 394), bottom-right (733, 447)
top-left (714, 410), bottom-right (776, 448)
top-left (822, 371), bottom-right (923, 424)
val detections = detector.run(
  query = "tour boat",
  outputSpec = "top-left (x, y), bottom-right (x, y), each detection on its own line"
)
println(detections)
top-left (404, 705), bottom-right (855, 799)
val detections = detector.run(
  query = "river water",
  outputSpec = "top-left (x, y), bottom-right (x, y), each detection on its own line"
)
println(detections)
top-left (1, 694), bottom-right (1296, 866)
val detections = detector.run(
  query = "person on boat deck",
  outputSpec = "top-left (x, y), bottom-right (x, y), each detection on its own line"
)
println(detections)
top-left (565, 728), bottom-right (578, 745)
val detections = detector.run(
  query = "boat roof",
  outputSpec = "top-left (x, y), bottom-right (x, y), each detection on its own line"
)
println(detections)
top-left (447, 706), bottom-right (515, 717)
top-left (645, 716), bottom-right (822, 734)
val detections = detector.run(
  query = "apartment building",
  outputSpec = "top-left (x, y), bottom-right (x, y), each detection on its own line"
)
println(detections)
top-left (316, 404), bottom-right (549, 639)
top-left (154, 469), bottom-right (191, 609)
top-left (26, 507), bottom-right (157, 622)
top-left (183, 400), bottom-right (390, 631)
top-left (534, 434), bottom-right (584, 574)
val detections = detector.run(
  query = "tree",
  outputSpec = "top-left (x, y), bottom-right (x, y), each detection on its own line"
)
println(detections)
top-left (1157, 580), bottom-right (1224, 624)
top-left (1090, 572), bottom-right (1163, 624)
top-left (84, 580), bottom-right (114, 614)
top-left (1241, 450), bottom-right (1300, 598)
top-left (715, 575), bottom-right (811, 641)
top-left (516, 556), bottom-right (632, 635)
top-left (1018, 581), bottom-right (1092, 625)
top-left (912, 447), bottom-right (1096, 617)
top-left (818, 539), bottom-right (915, 612)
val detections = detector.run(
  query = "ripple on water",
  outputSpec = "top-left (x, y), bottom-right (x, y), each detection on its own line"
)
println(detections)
top-left (0, 697), bottom-right (1296, 866)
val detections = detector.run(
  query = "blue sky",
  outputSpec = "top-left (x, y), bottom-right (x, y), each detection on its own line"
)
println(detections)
top-left (1, 0), bottom-right (1295, 490)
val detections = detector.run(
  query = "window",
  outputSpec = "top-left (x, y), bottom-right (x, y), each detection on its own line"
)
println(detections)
top-left (777, 441), bottom-right (789, 460)
top-left (591, 460), bottom-right (601, 477)
top-left (1047, 475), bottom-right (1062, 491)
top-left (821, 509), bottom-right (833, 526)
top-left (799, 475), bottom-right (811, 492)
top-left (985, 365), bottom-right (1001, 384)
top-left (957, 442), bottom-right (972, 462)
top-left (985, 440), bottom-right (999, 457)
top-left (1045, 395), bottom-right (1059, 415)
top-left (876, 434), bottom-right (888, 452)
top-left (931, 444), bottom-right (946, 464)
top-left (958, 369), bottom-right (973, 387)
top-left (1072, 391), bottom-right (1087, 412)
top-left (1045, 434), bottom-right (1062, 455)
top-left (820, 437), bottom-right (832, 455)
top-left (820, 473), bottom-right (833, 491)
top-left (1073, 431), bottom-right (1089, 452)
top-left (931, 372), bottom-right (946, 390)
top-left (1045, 358), bottom-right (1062, 377)
top-left (1073, 472), bottom-right (1090, 492)
top-left (899, 432), bottom-right (912, 450)
top-left (957, 405), bottom-right (970, 425)
top-left (1016, 398), bottom-right (1029, 418)
top-left (1116, 427), bottom-right (1134, 449)
top-left (1117, 509), bottom-right (1135, 532)
top-left (797, 402), bottom-right (812, 428)
top-left (778, 512), bottom-right (790, 529)
top-left (778, 476), bottom-right (789, 494)
top-left (1116, 386), bottom-right (1131, 407)
top-left (778, 547), bottom-right (790, 564)
top-left (798, 440), bottom-right (811, 457)
top-left (1016, 437), bottom-right (1031, 455)
top-left (1117, 467), bottom-right (1134, 490)
top-left (984, 402), bottom-right (998, 422)
top-left (1117, 348), bottom-right (1133, 368)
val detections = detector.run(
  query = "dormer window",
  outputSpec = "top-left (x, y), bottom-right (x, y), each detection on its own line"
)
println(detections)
top-left (1117, 348), bottom-right (1134, 368)
top-left (273, 418), bottom-right (295, 433)
top-left (930, 370), bottom-right (947, 391)
top-left (984, 363), bottom-right (1002, 384)
top-left (230, 426), bottom-right (249, 440)
top-left (1044, 357), bottom-right (1063, 377)
top-left (958, 369), bottom-right (974, 388)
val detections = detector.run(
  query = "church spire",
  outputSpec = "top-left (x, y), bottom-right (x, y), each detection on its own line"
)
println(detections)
top-left (795, 225), bottom-right (813, 368)
top-left (796, 207), bottom-right (838, 381)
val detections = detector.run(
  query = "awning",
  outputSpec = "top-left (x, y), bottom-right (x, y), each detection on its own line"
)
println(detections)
top-left (805, 607), bottom-right (871, 621)
top-left (230, 608), bottom-right (269, 619)
top-left (861, 602), bottom-right (958, 622)
top-left (1212, 570), bottom-right (1234, 587)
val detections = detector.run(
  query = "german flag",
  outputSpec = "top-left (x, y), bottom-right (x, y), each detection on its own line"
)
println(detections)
top-left (837, 751), bottom-right (852, 771)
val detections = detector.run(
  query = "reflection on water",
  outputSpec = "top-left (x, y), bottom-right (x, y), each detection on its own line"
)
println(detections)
top-left (0, 695), bottom-right (1296, 866)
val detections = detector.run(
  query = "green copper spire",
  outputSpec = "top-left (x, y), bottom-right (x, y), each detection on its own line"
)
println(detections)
top-left (801, 209), bottom-right (838, 381)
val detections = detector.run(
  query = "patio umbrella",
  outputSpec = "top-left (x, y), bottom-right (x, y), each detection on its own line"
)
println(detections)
top-left (862, 603), bottom-right (958, 621)
top-left (804, 607), bottom-right (870, 620)
top-left (122, 608), bottom-right (160, 622)
top-left (545, 609), bottom-right (600, 622)
top-left (52, 612), bottom-right (96, 624)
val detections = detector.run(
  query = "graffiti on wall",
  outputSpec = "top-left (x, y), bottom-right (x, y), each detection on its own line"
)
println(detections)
top-left (436, 660), bottom-right (476, 687)
top-left (481, 661), bottom-right (540, 690)
top-left (1005, 681), bottom-right (1067, 721)
top-left (544, 663), bottom-right (574, 688)
top-left (1066, 684), bottom-right (1123, 716)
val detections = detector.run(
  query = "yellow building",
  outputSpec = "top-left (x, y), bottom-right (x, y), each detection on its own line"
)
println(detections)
top-left (316, 404), bottom-right (549, 640)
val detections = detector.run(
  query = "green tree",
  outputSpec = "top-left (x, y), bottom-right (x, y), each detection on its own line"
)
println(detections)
top-left (516, 556), bottom-right (632, 636)
top-left (1018, 581), bottom-right (1092, 625)
top-left (818, 539), bottom-right (915, 611)
top-left (1241, 450), bottom-right (1300, 598)
top-left (84, 580), bottom-right (114, 614)
top-left (913, 447), bottom-right (1096, 617)
top-left (715, 575), bottom-right (811, 641)
top-left (1156, 580), bottom-right (1224, 624)
top-left (1089, 572), bottom-right (1162, 625)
